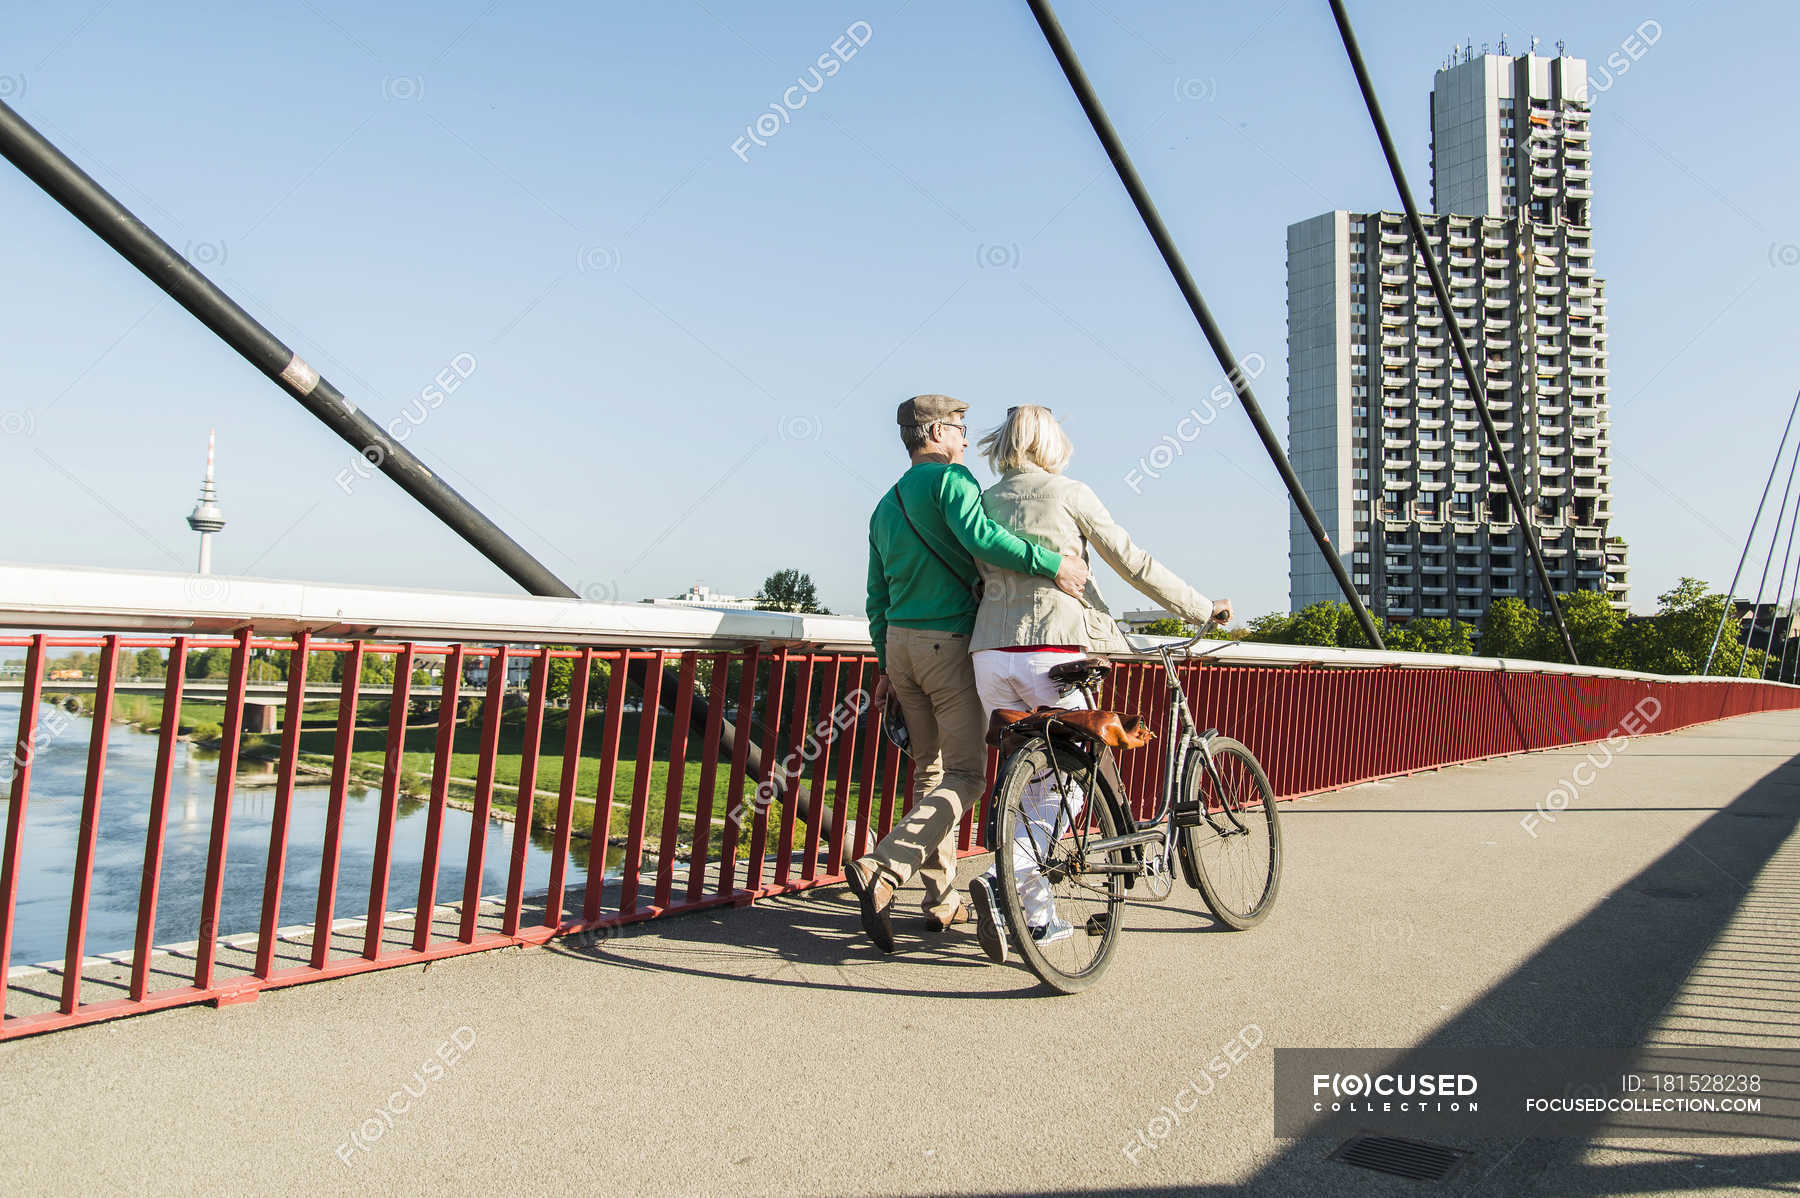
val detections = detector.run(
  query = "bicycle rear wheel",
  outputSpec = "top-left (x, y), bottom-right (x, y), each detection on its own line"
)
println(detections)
top-left (1179, 737), bottom-right (1281, 929)
top-left (993, 740), bottom-right (1125, 994)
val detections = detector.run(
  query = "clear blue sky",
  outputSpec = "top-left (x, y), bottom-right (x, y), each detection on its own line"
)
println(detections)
top-left (1, 0), bottom-right (1794, 619)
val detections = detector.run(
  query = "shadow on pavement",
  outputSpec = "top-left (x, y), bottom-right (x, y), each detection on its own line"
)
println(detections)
top-left (1235, 733), bottom-right (1800, 1196)
top-left (554, 725), bottom-right (1800, 1195)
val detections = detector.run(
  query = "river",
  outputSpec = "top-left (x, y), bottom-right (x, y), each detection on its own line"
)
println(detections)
top-left (1, 693), bottom-right (586, 968)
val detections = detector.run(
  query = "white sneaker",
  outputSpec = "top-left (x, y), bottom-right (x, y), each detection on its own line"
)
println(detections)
top-left (969, 874), bottom-right (1009, 964)
top-left (1029, 914), bottom-right (1074, 945)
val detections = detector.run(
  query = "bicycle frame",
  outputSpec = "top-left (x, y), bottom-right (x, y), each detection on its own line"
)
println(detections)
top-left (1014, 625), bottom-right (1247, 881)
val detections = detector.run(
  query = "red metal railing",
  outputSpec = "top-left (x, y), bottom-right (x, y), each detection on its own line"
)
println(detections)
top-left (2, 628), bottom-right (1795, 1041)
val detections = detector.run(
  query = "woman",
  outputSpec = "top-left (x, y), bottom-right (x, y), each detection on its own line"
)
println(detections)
top-left (965, 405), bottom-right (1231, 964)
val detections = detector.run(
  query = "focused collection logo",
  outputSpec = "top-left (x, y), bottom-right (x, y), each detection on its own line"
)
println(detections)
top-left (1312, 1071), bottom-right (1480, 1113)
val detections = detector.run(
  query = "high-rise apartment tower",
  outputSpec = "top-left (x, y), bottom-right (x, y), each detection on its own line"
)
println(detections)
top-left (1286, 49), bottom-right (1628, 625)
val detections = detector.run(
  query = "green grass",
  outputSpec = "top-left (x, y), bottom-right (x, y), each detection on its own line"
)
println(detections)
top-left (89, 693), bottom-right (878, 854)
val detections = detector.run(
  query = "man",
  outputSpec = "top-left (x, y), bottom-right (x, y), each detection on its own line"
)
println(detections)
top-left (845, 394), bottom-right (1089, 953)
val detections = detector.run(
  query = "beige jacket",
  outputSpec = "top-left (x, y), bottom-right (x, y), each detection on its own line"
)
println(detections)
top-left (969, 464), bottom-right (1216, 654)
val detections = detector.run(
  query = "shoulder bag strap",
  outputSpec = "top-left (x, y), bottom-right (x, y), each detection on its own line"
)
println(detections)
top-left (891, 484), bottom-right (978, 592)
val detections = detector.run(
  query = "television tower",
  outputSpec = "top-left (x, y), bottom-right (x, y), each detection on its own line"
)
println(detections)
top-left (185, 429), bottom-right (226, 574)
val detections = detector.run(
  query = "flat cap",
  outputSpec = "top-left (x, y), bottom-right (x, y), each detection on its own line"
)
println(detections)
top-left (896, 393), bottom-right (968, 426)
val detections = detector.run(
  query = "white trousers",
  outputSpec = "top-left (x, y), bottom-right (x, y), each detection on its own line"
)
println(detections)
top-left (971, 649), bottom-right (1090, 927)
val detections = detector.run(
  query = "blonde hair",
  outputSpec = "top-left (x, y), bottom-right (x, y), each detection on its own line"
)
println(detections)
top-left (978, 405), bottom-right (1073, 474)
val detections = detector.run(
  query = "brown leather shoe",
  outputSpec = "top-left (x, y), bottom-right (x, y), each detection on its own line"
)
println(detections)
top-left (925, 898), bottom-right (971, 932)
top-left (846, 857), bottom-right (897, 953)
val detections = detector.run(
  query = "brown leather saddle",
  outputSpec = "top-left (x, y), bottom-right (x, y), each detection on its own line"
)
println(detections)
top-left (985, 705), bottom-right (1155, 752)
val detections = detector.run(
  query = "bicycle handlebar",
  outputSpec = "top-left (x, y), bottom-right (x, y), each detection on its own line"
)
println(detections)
top-left (1117, 608), bottom-right (1231, 655)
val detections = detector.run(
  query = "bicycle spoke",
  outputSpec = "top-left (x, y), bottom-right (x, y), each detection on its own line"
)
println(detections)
top-left (996, 742), bottom-right (1124, 992)
top-left (1183, 740), bottom-right (1280, 929)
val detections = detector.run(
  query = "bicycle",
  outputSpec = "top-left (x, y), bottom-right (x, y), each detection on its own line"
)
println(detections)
top-left (983, 616), bottom-right (1282, 994)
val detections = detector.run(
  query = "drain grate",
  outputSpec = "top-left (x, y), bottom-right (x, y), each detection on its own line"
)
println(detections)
top-left (1330, 1134), bottom-right (1471, 1183)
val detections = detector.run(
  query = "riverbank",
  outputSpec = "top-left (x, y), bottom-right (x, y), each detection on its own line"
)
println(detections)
top-left (39, 689), bottom-right (749, 866)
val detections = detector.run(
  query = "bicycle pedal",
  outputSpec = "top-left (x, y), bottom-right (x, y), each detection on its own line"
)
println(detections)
top-left (1084, 913), bottom-right (1109, 937)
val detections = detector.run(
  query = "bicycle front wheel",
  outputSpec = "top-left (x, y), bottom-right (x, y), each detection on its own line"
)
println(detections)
top-left (1179, 737), bottom-right (1281, 929)
top-left (993, 740), bottom-right (1126, 994)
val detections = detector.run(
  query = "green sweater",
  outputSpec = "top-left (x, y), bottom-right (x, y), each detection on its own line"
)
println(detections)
top-left (865, 461), bottom-right (1061, 672)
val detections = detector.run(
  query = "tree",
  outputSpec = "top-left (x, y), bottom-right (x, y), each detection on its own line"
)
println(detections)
top-left (131, 648), bottom-right (165, 681)
top-left (245, 648), bottom-right (286, 684)
top-left (186, 647), bottom-right (234, 680)
top-left (1480, 597), bottom-right (1543, 659)
top-left (1137, 617), bottom-right (1194, 637)
top-left (1243, 611), bottom-right (1297, 644)
top-left (1628, 577), bottom-right (1757, 676)
top-left (1559, 589), bottom-right (1628, 668)
top-left (546, 648), bottom-right (611, 705)
top-left (330, 651), bottom-right (395, 685)
top-left (754, 569), bottom-right (829, 614)
top-left (1240, 602), bottom-right (1389, 649)
top-left (1287, 601), bottom-right (1350, 647)
top-left (1333, 606), bottom-right (1384, 650)
top-left (1402, 617), bottom-right (1475, 656)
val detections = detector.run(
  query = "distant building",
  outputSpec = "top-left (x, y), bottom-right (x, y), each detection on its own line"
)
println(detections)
top-left (462, 651), bottom-right (535, 688)
top-left (1119, 609), bottom-right (1181, 631)
top-left (1732, 599), bottom-right (1798, 655)
top-left (647, 583), bottom-right (761, 613)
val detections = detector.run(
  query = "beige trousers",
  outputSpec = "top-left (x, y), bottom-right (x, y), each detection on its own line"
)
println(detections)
top-left (868, 626), bottom-right (988, 922)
